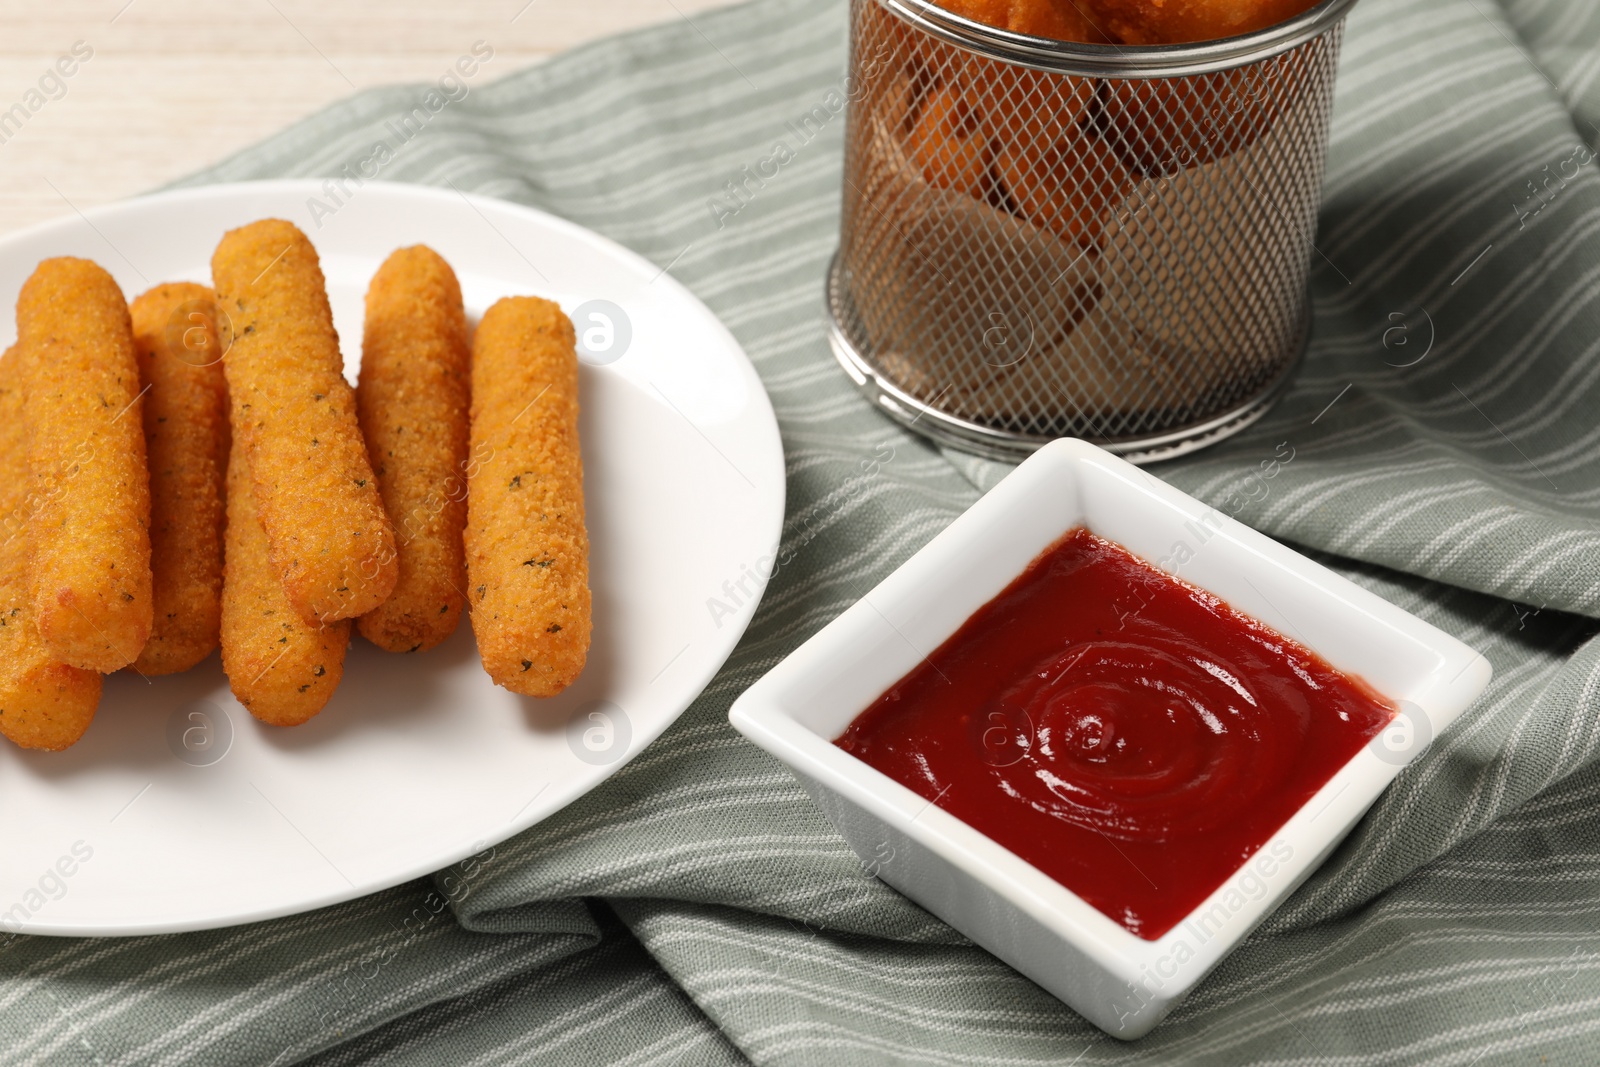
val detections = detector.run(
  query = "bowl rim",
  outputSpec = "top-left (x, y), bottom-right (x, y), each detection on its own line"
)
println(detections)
top-left (729, 437), bottom-right (1493, 990)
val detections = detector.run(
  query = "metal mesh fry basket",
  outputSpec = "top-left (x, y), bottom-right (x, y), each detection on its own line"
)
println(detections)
top-left (828, 0), bottom-right (1357, 462)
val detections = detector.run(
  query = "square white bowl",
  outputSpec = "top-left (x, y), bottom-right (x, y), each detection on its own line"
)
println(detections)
top-left (728, 438), bottom-right (1491, 1039)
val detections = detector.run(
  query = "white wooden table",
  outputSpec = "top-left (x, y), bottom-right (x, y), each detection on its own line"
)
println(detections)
top-left (0, 0), bottom-right (739, 237)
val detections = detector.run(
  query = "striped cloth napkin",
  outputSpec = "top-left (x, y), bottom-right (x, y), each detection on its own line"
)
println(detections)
top-left (6, 0), bottom-right (1600, 1062)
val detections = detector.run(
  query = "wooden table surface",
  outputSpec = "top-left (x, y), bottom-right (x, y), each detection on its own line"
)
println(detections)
top-left (0, 0), bottom-right (738, 238)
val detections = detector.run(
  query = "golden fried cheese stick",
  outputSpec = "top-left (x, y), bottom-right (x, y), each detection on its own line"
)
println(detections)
top-left (355, 247), bottom-right (470, 653)
top-left (220, 432), bottom-right (350, 726)
top-left (465, 298), bottom-right (591, 696)
top-left (0, 346), bottom-right (100, 750)
top-left (211, 219), bottom-right (397, 625)
top-left (18, 257), bottom-right (153, 673)
top-left (129, 283), bottom-right (229, 674)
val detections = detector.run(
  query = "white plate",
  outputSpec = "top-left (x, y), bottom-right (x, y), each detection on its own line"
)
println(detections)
top-left (0, 181), bottom-right (784, 936)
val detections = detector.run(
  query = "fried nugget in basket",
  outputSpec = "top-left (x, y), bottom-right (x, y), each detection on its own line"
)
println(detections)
top-left (465, 298), bottom-right (591, 697)
top-left (1079, 0), bottom-right (1319, 44)
top-left (1100, 50), bottom-right (1309, 175)
top-left (0, 346), bottom-right (100, 750)
top-left (220, 432), bottom-right (350, 727)
top-left (1084, 0), bottom-right (1311, 176)
top-left (997, 116), bottom-right (1135, 247)
top-left (890, 0), bottom-right (1101, 210)
top-left (889, 0), bottom-right (1105, 71)
top-left (892, 0), bottom-right (1104, 122)
top-left (17, 257), bottom-right (153, 673)
top-left (129, 283), bottom-right (230, 674)
top-left (905, 83), bottom-right (995, 197)
top-left (211, 219), bottom-right (397, 626)
top-left (939, 0), bottom-right (1102, 40)
top-left (355, 247), bottom-right (471, 654)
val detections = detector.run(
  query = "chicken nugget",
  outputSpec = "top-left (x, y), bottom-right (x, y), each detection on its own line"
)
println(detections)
top-left (211, 219), bottom-right (397, 626)
top-left (1101, 60), bottom-right (1297, 174)
top-left (17, 257), bottom-right (153, 673)
top-left (986, 65), bottom-right (1094, 136)
top-left (905, 83), bottom-right (994, 198)
top-left (355, 247), bottom-right (470, 653)
top-left (1079, 0), bottom-right (1318, 44)
top-left (884, 0), bottom-right (1102, 84)
top-left (997, 120), bottom-right (1134, 247)
top-left (129, 283), bottom-right (229, 674)
top-left (938, 0), bottom-right (1102, 40)
top-left (220, 431), bottom-right (349, 726)
top-left (0, 347), bottom-right (100, 751)
top-left (465, 298), bottom-right (590, 697)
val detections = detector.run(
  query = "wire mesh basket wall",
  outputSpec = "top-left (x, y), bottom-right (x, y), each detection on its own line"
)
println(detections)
top-left (828, 0), bottom-right (1352, 462)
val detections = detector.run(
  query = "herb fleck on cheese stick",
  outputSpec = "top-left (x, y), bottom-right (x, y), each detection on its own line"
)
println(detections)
top-left (356, 247), bottom-right (471, 653)
top-left (0, 346), bottom-right (100, 750)
top-left (220, 431), bottom-right (350, 727)
top-left (465, 297), bottom-right (591, 696)
top-left (18, 257), bottom-right (153, 673)
top-left (130, 283), bottom-right (229, 674)
top-left (211, 219), bottom-right (397, 625)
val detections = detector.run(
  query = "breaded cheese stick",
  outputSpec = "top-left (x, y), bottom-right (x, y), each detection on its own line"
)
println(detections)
top-left (17, 257), bottom-right (153, 673)
top-left (220, 433), bottom-right (350, 726)
top-left (465, 297), bottom-right (591, 696)
top-left (211, 219), bottom-right (397, 625)
top-left (129, 283), bottom-right (229, 674)
top-left (0, 347), bottom-right (100, 750)
top-left (355, 247), bottom-right (470, 653)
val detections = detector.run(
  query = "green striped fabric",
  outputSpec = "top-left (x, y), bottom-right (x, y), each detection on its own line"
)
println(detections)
top-left (5, 0), bottom-right (1600, 1061)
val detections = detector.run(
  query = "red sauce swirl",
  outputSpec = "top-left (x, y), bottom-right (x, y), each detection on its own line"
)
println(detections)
top-left (836, 528), bottom-right (1395, 940)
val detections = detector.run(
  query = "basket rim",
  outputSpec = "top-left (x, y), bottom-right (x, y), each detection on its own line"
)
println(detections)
top-left (875, 0), bottom-right (1359, 76)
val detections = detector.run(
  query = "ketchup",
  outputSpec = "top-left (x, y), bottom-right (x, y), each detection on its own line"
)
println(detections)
top-left (836, 528), bottom-right (1395, 940)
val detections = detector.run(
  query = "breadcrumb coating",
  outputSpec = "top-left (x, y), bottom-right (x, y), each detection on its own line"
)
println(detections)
top-left (905, 84), bottom-right (994, 199)
top-left (355, 247), bottom-right (471, 653)
top-left (17, 257), bottom-right (153, 673)
top-left (220, 429), bottom-right (350, 726)
top-left (0, 346), bottom-right (101, 750)
top-left (465, 297), bottom-right (591, 697)
top-left (129, 282), bottom-right (229, 674)
top-left (996, 118), bottom-right (1133, 247)
top-left (939, 0), bottom-right (1101, 39)
top-left (1077, 0), bottom-right (1319, 44)
top-left (211, 219), bottom-right (397, 625)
